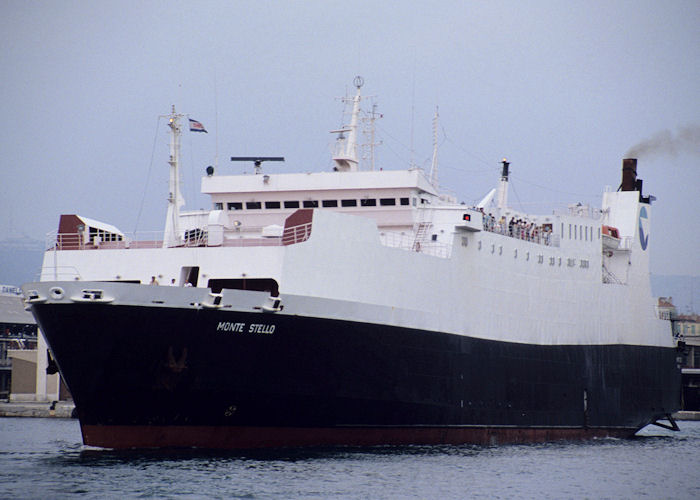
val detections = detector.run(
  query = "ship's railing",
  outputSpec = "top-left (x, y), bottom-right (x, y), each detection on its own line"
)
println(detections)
top-left (47, 223), bottom-right (314, 251)
top-left (552, 205), bottom-right (604, 220)
top-left (48, 231), bottom-right (164, 250)
top-left (222, 237), bottom-right (282, 247)
top-left (480, 223), bottom-right (560, 247)
top-left (618, 236), bottom-right (633, 251)
top-left (282, 222), bottom-right (312, 245)
top-left (379, 231), bottom-right (451, 258)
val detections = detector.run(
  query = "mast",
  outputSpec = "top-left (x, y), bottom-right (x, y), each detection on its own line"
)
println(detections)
top-left (163, 106), bottom-right (185, 248)
top-left (332, 76), bottom-right (364, 172)
top-left (496, 158), bottom-right (510, 209)
top-left (429, 106), bottom-right (439, 187)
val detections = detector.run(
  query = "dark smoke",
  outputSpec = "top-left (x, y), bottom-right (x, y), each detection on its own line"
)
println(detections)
top-left (625, 124), bottom-right (700, 158)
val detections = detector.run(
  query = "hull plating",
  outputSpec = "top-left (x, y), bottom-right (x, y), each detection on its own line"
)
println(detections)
top-left (32, 302), bottom-right (681, 449)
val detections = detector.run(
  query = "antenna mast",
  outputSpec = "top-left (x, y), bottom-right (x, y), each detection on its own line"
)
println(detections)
top-left (429, 106), bottom-right (439, 187)
top-left (331, 76), bottom-right (364, 172)
top-left (361, 102), bottom-right (382, 171)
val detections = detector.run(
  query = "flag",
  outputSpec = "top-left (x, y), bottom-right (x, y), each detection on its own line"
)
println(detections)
top-left (188, 118), bottom-right (207, 133)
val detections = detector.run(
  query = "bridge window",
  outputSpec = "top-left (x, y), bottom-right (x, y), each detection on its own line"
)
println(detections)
top-left (227, 202), bottom-right (243, 210)
top-left (341, 199), bottom-right (357, 207)
top-left (380, 198), bottom-right (396, 206)
top-left (361, 199), bottom-right (377, 207)
top-left (284, 201), bottom-right (300, 208)
top-left (322, 200), bottom-right (338, 207)
top-left (246, 202), bottom-right (262, 210)
top-left (303, 200), bottom-right (318, 208)
top-left (265, 201), bottom-right (281, 209)
top-left (400, 197), bottom-right (410, 206)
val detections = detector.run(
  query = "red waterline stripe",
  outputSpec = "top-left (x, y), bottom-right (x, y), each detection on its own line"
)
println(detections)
top-left (81, 424), bottom-right (636, 450)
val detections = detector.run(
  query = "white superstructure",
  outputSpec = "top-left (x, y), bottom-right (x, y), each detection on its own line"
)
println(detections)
top-left (38, 79), bottom-right (673, 350)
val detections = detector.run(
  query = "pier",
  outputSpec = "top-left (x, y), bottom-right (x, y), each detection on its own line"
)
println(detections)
top-left (0, 400), bottom-right (75, 418)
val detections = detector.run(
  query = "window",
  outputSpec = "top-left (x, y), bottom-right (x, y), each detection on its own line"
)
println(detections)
top-left (322, 200), bottom-right (338, 207)
top-left (284, 200), bottom-right (300, 208)
top-left (361, 198), bottom-right (377, 207)
top-left (214, 202), bottom-right (223, 210)
top-left (227, 202), bottom-right (243, 210)
top-left (380, 198), bottom-right (396, 206)
top-left (265, 201), bottom-right (281, 209)
top-left (568, 224), bottom-right (571, 239)
top-left (246, 201), bottom-right (262, 210)
top-left (180, 266), bottom-right (199, 287)
top-left (341, 199), bottom-right (357, 207)
top-left (208, 277), bottom-right (279, 296)
top-left (400, 197), bottom-right (410, 206)
top-left (303, 200), bottom-right (318, 208)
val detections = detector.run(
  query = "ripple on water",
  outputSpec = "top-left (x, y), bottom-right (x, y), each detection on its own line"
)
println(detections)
top-left (1, 419), bottom-right (699, 499)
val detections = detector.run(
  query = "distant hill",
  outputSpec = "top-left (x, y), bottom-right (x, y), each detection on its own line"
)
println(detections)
top-left (0, 238), bottom-right (45, 286)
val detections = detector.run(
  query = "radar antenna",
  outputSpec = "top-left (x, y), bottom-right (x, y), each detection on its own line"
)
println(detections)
top-left (230, 156), bottom-right (285, 175)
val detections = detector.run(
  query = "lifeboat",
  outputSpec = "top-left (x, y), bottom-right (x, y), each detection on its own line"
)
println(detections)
top-left (602, 225), bottom-right (621, 250)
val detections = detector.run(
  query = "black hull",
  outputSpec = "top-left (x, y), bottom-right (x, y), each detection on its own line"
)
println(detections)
top-left (31, 302), bottom-right (681, 449)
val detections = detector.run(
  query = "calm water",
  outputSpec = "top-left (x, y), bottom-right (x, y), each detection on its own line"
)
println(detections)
top-left (1, 418), bottom-right (699, 499)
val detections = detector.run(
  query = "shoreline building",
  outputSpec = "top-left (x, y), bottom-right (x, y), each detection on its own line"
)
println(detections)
top-left (0, 285), bottom-right (68, 402)
top-left (659, 297), bottom-right (700, 411)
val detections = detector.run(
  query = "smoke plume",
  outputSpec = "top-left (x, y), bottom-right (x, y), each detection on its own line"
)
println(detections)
top-left (625, 124), bottom-right (700, 159)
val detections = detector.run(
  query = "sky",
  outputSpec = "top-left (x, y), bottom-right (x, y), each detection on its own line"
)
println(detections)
top-left (1, 0), bottom-right (699, 277)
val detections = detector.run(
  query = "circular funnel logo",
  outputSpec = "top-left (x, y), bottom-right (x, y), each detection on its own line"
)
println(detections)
top-left (638, 206), bottom-right (649, 250)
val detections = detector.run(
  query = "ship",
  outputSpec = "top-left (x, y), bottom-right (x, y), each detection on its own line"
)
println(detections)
top-left (23, 78), bottom-right (682, 449)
